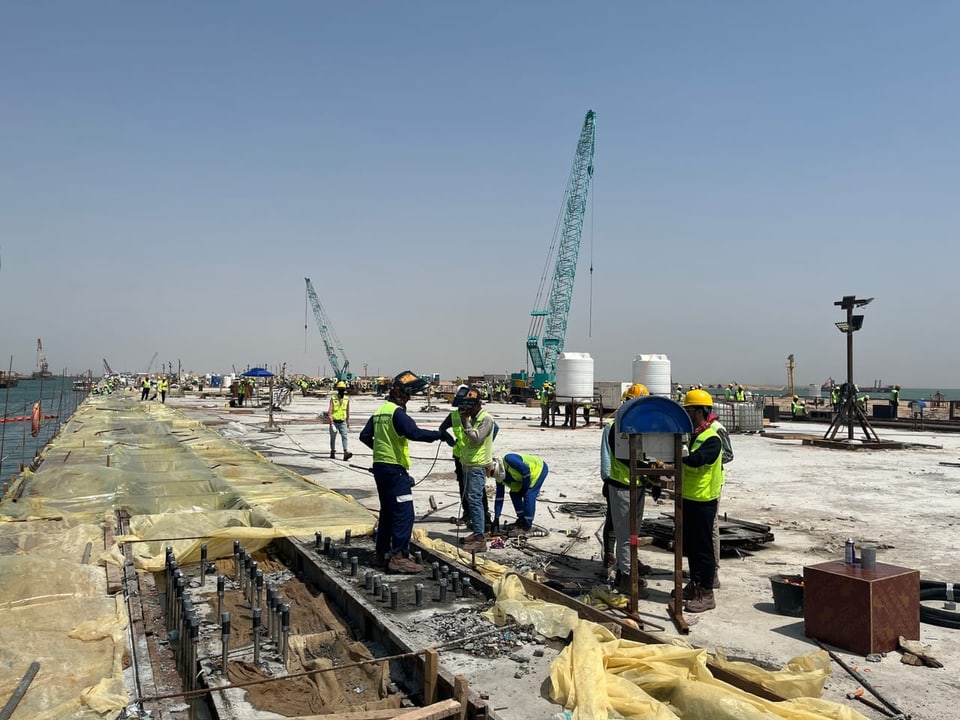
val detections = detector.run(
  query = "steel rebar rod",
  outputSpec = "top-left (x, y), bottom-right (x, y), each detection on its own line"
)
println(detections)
top-left (0, 660), bottom-right (40, 720)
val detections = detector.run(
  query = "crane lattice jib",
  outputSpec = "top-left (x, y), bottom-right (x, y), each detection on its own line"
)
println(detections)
top-left (304, 277), bottom-right (351, 381)
top-left (526, 110), bottom-right (596, 382)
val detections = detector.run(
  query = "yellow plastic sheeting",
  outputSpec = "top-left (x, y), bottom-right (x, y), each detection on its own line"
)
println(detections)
top-left (0, 560), bottom-right (128, 719)
top-left (412, 529), bottom-right (514, 582)
top-left (549, 621), bottom-right (867, 720)
top-left (0, 520), bottom-right (104, 562)
top-left (482, 576), bottom-right (866, 720)
top-left (712, 648), bottom-right (832, 700)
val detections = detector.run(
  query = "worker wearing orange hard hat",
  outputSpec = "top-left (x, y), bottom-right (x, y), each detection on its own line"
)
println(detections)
top-left (677, 388), bottom-right (724, 613)
top-left (600, 383), bottom-right (654, 597)
top-left (359, 371), bottom-right (443, 574)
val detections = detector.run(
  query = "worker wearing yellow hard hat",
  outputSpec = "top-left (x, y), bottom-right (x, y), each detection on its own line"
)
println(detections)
top-left (329, 380), bottom-right (353, 460)
top-left (601, 382), bottom-right (653, 597)
top-left (677, 388), bottom-right (723, 612)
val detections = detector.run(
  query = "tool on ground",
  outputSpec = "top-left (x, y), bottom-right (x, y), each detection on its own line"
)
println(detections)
top-left (818, 641), bottom-right (910, 719)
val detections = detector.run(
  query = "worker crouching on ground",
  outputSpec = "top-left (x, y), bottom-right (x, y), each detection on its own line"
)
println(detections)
top-left (677, 388), bottom-right (724, 613)
top-left (491, 453), bottom-right (548, 535)
top-left (601, 383), bottom-right (655, 598)
top-left (456, 387), bottom-right (496, 553)
top-left (329, 381), bottom-right (353, 460)
top-left (359, 371), bottom-right (442, 574)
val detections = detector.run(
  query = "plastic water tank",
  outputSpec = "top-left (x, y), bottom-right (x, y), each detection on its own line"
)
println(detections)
top-left (555, 352), bottom-right (594, 399)
top-left (632, 354), bottom-right (671, 397)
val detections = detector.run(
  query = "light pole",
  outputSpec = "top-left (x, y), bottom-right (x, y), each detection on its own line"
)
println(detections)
top-left (825, 295), bottom-right (879, 442)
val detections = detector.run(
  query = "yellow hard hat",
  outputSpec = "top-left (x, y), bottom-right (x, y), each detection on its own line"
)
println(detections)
top-left (683, 389), bottom-right (713, 408)
top-left (336, 380), bottom-right (347, 389)
top-left (621, 383), bottom-right (649, 402)
top-left (738, 384), bottom-right (744, 389)
top-left (793, 395), bottom-right (799, 400)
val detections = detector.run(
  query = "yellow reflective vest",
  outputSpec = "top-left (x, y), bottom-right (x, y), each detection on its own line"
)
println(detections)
top-left (682, 425), bottom-right (724, 501)
top-left (372, 402), bottom-right (410, 468)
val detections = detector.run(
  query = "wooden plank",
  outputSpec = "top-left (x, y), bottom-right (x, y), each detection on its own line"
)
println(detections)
top-left (453, 675), bottom-right (469, 720)
top-left (287, 710), bottom-right (407, 720)
top-left (423, 648), bottom-right (438, 705)
top-left (394, 699), bottom-right (463, 720)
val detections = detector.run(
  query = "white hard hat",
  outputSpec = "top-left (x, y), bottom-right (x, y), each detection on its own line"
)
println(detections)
top-left (488, 457), bottom-right (505, 482)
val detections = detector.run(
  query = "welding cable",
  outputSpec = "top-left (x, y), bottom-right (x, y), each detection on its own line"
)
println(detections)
top-left (919, 579), bottom-right (960, 629)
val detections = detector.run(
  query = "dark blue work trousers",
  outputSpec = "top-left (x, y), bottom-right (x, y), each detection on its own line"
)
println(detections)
top-left (682, 497), bottom-right (718, 590)
top-left (373, 463), bottom-right (415, 558)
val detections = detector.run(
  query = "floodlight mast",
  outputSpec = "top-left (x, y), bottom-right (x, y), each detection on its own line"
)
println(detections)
top-left (825, 295), bottom-right (879, 442)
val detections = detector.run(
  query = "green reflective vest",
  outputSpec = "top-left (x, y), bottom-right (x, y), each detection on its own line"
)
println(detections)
top-left (605, 421), bottom-right (631, 485)
top-left (450, 410), bottom-right (465, 459)
top-left (502, 453), bottom-right (545, 492)
top-left (682, 425), bottom-right (724, 501)
top-left (459, 410), bottom-right (493, 467)
top-left (331, 396), bottom-right (349, 421)
top-left (372, 401), bottom-right (410, 468)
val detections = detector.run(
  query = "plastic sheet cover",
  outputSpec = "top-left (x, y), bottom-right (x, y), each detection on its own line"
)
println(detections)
top-left (486, 575), bottom-right (867, 720)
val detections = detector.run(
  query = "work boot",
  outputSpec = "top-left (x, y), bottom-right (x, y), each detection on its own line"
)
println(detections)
top-left (685, 587), bottom-right (716, 613)
top-left (387, 554), bottom-right (423, 574)
top-left (370, 553), bottom-right (386, 569)
top-left (603, 553), bottom-right (616, 569)
top-left (617, 573), bottom-right (649, 599)
top-left (329, 451), bottom-right (336, 459)
top-left (343, 451), bottom-right (353, 461)
top-left (670, 581), bottom-right (697, 601)
top-left (461, 534), bottom-right (487, 553)
top-left (637, 560), bottom-right (653, 577)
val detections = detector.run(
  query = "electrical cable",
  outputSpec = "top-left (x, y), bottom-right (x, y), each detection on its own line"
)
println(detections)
top-left (920, 579), bottom-right (960, 628)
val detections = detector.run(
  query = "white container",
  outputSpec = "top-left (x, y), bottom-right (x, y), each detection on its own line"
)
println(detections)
top-left (555, 352), bottom-right (594, 399)
top-left (808, 384), bottom-right (821, 399)
top-left (632, 354), bottom-right (672, 397)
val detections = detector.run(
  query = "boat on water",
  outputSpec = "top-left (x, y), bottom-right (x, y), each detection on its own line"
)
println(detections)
top-left (0, 371), bottom-right (19, 388)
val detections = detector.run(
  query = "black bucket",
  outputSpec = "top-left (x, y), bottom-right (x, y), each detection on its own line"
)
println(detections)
top-left (770, 574), bottom-right (804, 617)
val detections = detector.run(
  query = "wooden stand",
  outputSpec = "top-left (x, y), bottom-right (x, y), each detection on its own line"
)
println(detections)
top-left (803, 560), bottom-right (919, 655)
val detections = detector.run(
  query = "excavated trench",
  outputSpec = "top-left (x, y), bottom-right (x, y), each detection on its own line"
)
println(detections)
top-left (128, 523), bottom-right (546, 720)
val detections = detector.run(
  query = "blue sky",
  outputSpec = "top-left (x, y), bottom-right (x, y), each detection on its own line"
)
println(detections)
top-left (2, 2), bottom-right (957, 387)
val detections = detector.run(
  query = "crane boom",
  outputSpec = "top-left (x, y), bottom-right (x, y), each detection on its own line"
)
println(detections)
top-left (526, 110), bottom-right (596, 389)
top-left (304, 277), bottom-right (352, 380)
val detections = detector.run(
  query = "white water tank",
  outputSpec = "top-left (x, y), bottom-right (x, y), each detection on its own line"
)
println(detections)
top-left (555, 352), bottom-right (594, 399)
top-left (632, 354), bottom-right (672, 397)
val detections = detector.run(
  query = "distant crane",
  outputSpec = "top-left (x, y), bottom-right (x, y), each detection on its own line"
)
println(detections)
top-left (304, 277), bottom-right (352, 381)
top-left (32, 338), bottom-right (52, 379)
top-left (786, 354), bottom-right (796, 398)
top-left (526, 110), bottom-right (596, 389)
top-left (145, 351), bottom-right (158, 375)
top-left (103, 358), bottom-right (114, 376)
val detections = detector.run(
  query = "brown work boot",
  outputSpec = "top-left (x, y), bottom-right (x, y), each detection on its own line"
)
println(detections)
top-left (670, 581), bottom-right (697, 601)
top-left (617, 573), bottom-right (649, 598)
top-left (343, 451), bottom-right (353, 461)
top-left (461, 534), bottom-right (487, 553)
top-left (387, 554), bottom-right (423, 574)
top-left (685, 587), bottom-right (716, 613)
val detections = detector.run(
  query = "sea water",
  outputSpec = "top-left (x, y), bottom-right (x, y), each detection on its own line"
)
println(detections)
top-left (0, 377), bottom-right (86, 482)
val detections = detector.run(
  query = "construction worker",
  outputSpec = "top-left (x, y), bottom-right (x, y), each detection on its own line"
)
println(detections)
top-left (491, 453), bottom-right (548, 534)
top-left (677, 388), bottom-right (724, 613)
top-left (328, 381), bottom-right (353, 460)
top-left (724, 384), bottom-right (733, 401)
top-left (158, 376), bottom-right (169, 403)
top-left (735, 385), bottom-right (745, 402)
top-left (791, 395), bottom-right (806, 419)
top-left (237, 378), bottom-right (246, 407)
top-left (831, 384), bottom-right (840, 409)
top-left (456, 387), bottom-right (496, 553)
top-left (438, 386), bottom-right (497, 530)
top-left (600, 383), bottom-right (653, 597)
top-left (540, 382), bottom-right (552, 427)
top-left (359, 371), bottom-right (443, 574)
top-left (675, 384), bottom-right (683, 402)
top-left (140, 376), bottom-right (151, 401)
top-left (889, 384), bottom-right (900, 416)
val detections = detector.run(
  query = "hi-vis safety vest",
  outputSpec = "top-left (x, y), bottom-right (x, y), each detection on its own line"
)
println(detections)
top-left (372, 401), bottom-right (410, 469)
top-left (449, 410), bottom-right (465, 459)
top-left (502, 454), bottom-right (545, 493)
top-left (459, 410), bottom-right (493, 467)
top-left (331, 396), bottom-right (349, 422)
top-left (604, 421), bottom-right (631, 486)
top-left (682, 425), bottom-right (724, 502)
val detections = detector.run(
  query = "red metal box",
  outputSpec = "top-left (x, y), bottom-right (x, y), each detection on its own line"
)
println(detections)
top-left (803, 560), bottom-right (919, 655)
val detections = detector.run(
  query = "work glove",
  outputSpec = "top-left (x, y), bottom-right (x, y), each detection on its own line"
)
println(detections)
top-left (442, 434), bottom-right (455, 447)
